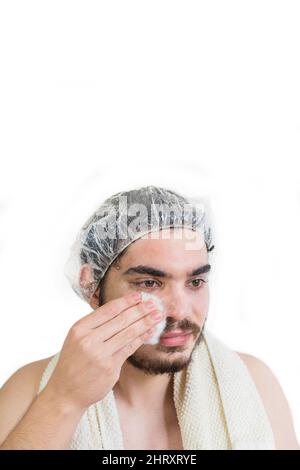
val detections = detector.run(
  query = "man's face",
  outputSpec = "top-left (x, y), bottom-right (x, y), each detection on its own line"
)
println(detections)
top-left (92, 227), bottom-right (210, 375)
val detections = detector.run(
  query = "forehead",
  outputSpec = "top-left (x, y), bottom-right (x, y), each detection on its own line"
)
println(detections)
top-left (120, 228), bottom-right (208, 269)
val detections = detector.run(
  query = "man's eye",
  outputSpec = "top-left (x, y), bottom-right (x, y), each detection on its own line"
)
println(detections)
top-left (190, 278), bottom-right (207, 288)
top-left (135, 280), bottom-right (159, 289)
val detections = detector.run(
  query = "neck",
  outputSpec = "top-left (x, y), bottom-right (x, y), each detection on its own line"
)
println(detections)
top-left (113, 360), bottom-right (174, 410)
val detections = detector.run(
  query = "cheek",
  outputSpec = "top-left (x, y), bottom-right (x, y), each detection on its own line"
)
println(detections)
top-left (103, 273), bottom-right (132, 300)
top-left (193, 289), bottom-right (209, 321)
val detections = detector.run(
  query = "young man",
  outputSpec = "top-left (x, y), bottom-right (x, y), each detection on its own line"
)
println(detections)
top-left (0, 186), bottom-right (299, 450)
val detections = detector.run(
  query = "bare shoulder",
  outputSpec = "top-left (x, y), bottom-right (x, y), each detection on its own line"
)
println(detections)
top-left (1, 356), bottom-right (53, 393)
top-left (237, 352), bottom-right (300, 450)
top-left (0, 356), bottom-right (53, 446)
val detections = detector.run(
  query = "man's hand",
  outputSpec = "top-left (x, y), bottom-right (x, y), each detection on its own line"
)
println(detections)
top-left (44, 291), bottom-right (163, 411)
top-left (0, 292), bottom-right (163, 449)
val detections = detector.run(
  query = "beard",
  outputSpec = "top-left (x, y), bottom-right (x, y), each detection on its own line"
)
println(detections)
top-left (126, 318), bottom-right (206, 376)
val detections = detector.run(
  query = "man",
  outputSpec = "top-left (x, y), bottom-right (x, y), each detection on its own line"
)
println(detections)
top-left (0, 186), bottom-right (299, 450)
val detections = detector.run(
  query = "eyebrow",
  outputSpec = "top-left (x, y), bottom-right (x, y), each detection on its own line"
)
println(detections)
top-left (123, 263), bottom-right (211, 278)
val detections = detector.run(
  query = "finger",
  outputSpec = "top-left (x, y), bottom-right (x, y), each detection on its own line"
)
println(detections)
top-left (113, 327), bottom-right (156, 363)
top-left (104, 310), bottom-right (164, 356)
top-left (90, 299), bottom-right (159, 342)
top-left (77, 292), bottom-right (142, 330)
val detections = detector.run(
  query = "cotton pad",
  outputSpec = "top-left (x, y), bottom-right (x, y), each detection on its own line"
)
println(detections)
top-left (141, 292), bottom-right (167, 345)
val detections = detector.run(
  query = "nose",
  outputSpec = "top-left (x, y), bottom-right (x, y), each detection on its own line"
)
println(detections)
top-left (162, 287), bottom-right (189, 321)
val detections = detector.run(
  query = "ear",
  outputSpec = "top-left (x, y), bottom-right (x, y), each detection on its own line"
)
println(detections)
top-left (79, 264), bottom-right (100, 309)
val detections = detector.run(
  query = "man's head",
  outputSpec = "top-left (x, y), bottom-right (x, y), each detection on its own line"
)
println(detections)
top-left (65, 186), bottom-right (214, 375)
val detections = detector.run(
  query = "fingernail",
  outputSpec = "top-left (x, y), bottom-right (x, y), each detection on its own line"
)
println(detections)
top-left (132, 292), bottom-right (141, 301)
top-left (151, 310), bottom-right (163, 320)
top-left (146, 300), bottom-right (156, 309)
top-left (142, 328), bottom-right (154, 340)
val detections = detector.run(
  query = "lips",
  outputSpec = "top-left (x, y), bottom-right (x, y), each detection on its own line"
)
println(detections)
top-left (159, 330), bottom-right (193, 346)
top-left (161, 330), bottom-right (192, 338)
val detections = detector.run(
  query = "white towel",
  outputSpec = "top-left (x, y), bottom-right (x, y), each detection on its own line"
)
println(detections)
top-left (38, 330), bottom-right (275, 450)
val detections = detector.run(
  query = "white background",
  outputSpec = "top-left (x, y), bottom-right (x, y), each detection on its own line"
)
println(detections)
top-left (0, 1), bottom-right (299, 442)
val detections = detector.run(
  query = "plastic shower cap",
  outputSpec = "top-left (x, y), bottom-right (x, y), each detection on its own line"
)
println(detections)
top-left (64, 185), bottom-right (214, 303)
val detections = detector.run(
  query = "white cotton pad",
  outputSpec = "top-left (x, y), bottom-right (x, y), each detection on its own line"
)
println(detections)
top-left (140, 292), bottom-right (167, 345)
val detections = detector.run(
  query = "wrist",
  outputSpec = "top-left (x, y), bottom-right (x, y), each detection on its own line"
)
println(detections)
top-left (38, 387), bottom-right (87, 419)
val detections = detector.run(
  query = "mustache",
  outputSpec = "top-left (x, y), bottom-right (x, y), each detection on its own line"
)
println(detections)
top-left (163, 317), bottom-right (202, 337)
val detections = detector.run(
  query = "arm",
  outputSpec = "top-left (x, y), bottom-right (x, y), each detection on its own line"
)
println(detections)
top-left (238, 352), bottom-right (300, 450)
top-left (0, 292), bottom-right (162, 449)
top-left (0, 359), bottom-right (85, 450)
